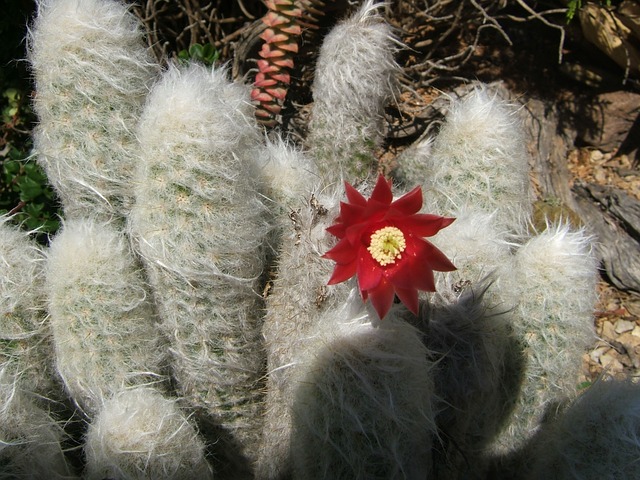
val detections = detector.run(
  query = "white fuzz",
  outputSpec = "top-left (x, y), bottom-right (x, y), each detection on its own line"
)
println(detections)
top-left (257, 136), bottom-right (318, 211)
top-left (429, 210), bottom-right (516, 308)
top-left (129, 63), bottom-right (269, 465)
top-left (84, 387), bottom-right (212, 480)
top-left (258, 184), bottom-right (349, 478)
top-left (46, 218), bottom-right (164, 416)
top-left (0, 217), bottom-right (63, 400)
top-left (0, 367), bottom-right (74, 479)
top-left (29, 0), bottom-right (157, 219)
top-left (308, 0), bottom-right (398, 181)
top-left (420, 87), bottom-right (532, 235)
top-left (527, 378), bottom-right (640, 479)
top-left (427, 286), bottom-right (521, 477)
top-left (0, 219), bottom-right (59, 399)
top-left (394, 136), bottom-right (433, 187)
top-left (491, 223), bottom-right (598, 453)
top-left (290, 305), bottom-right (435, 479)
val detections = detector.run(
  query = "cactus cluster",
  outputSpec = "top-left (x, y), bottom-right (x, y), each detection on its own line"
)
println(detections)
top-left (0, 0), bottom-right (638, 478)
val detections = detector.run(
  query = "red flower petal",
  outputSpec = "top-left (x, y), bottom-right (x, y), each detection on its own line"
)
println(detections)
top-left (327, 261), bottom-right (357, 285)
top-left (326, 223), bottom-right (346, 238)
top-left (394, 214), bottom-right (455, 238)
top-left (322, 238), bottom-right (357, 265)
top-left (356, 247), bottom-right (384, 291)
top-left (367, 277), bottom-right (396, 319)
top-left (418, 238), bottom-right (457, 272)
top-left (394, 286), bottom-right (419, 316)
top-left (388, 185), bottom-right (422, 216)
top-left (338, 201), bottom-right (365, 227)
top-left (370, 175), bottom-right (393, 205)
top-left (345, 181), bottom-right (367, 207)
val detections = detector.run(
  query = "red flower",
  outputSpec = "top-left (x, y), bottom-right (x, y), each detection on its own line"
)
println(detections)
top-left (322, 175), bottom-right (456, 319)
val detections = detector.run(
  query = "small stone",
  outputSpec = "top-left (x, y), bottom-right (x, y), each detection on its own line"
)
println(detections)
top-left (591, 149), bottom-right (604, 162)
top-left (615, 319), bottom-right (636, 334)
top-left (601, 320), bottom-right (616, 339)
top-left (599, 352), bottom-right (625, 373)
top-left (632, 325), bottom-right (640, 337)
top-left (590, 345), bottom-right (611, 363)
top-left (594, 168), bottom-right (607, 183)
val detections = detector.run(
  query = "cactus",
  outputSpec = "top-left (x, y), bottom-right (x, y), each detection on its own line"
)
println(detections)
top-left (29, 0), bottom-right (157, 221)
top-left (307, 0), bottom-right (398, 180)
top-left (46, 217), bottom-right (165, 416)
top-left (84, 387), bottom-right (211, 480)
top-left (0, 220), bottom-right (73, 478)
top-left (251, 0), bottom-right (327, 127)
top-left (526, 377), bottom-right (640, 480)
top-left (129, 63), bottom-right (270, 470)
top-left (2, 0), bottom-right (635, 478)
top-left (396, 86), bottom-right (600, 474)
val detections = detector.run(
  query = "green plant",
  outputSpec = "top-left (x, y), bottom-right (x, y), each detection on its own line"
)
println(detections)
top-left (177, 42), bottom-right (220, 66)
top-left (0, 86), bottom-right (60, 240)
top-left (566, 0), bottom-right (613, 22)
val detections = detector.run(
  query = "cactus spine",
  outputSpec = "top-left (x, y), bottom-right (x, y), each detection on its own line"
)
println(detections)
top-left (491, 223), bottom-right (598, 454)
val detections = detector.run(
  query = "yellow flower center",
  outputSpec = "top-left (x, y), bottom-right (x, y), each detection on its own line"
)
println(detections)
top-left (368, 226), bottom-right (406, 266)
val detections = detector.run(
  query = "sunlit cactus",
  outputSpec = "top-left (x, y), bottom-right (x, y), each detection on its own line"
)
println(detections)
top-left (0, 0), bottom-right (625, 478)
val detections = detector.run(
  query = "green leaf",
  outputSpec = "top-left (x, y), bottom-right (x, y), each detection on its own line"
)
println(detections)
top-left (17, 175), bottom-right (43, 201)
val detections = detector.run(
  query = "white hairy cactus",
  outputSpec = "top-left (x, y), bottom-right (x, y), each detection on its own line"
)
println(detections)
top-left (395, 85), bottom-right (598, 474)
top-left (0, 219), bottom-right (59, 399)
top-left (46, 217), bottom-right (164, 416)
top-left (426, 285), bottom-right (522, 477)
top-left (307, 0), bottom-right (398, 180)
top-left (29, 0), bottom-right (157, 219)
top-left (0, 369), bottom-right (74, 479)
top-left (1, 0), bottom-right (619, 477)
top-left (290, 300), bottom-right (435, 479)
top-left (406, 87), bottom-right (532, 236)
top-left (257, 136), bottom-right (318, 213)
top-left (491, 223), bottom-right (598, 454)
top-left (526, 378), bottom-right (640, 480)
top-left (84, 387), bottom-right (212, 480)
top-left (129, 63), bottom-right (270, 468)
top-left (257, 183), bottom-right (347, 479)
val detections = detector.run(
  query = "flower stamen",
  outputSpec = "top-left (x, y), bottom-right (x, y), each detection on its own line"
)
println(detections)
top-left (368, 226), bottom-right (406, 266)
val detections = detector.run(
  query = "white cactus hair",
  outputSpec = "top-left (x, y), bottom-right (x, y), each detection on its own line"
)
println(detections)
top-left (308, 0), bottom-right (399, 180)
top-left (258, 183), bottom-right (347, 479)
top-left (526, 378), bottom-right (640, 479)
top-left (0, 217), bottom-right (60, 399)
top-left (84, 387), bottom-right (212, 480)
top-left (429, 210), bottom-right (516, 307)
top-left (45, 217), bottom-right (164, 416)
top-left (290, 301), bottom-right (435, 479)
top-left (0, 367), bottom-right (73, 479)
top-left (491, 222), bottom-right (598, 453)
top-left (410, 85), bottom-right (532, 235)
top-left (257, 135), bottom-right (319, 210)
top-left (129, 62), bottom-right (269, 466)
top-left (28, 0), bottom-right (157, 219)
